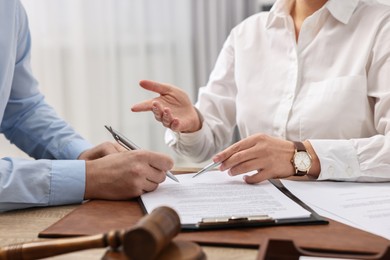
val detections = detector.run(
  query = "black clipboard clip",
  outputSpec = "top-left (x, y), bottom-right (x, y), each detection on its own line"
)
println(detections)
top-left (197, 215), bottom-right (275, 229)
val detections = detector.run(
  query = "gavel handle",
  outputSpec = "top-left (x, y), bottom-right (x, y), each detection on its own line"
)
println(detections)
top-left (0, 230), bottom-right (123, 260)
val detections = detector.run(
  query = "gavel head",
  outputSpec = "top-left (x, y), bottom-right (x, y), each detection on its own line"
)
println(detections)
top-left (122, 206), bottom-right (181, 260)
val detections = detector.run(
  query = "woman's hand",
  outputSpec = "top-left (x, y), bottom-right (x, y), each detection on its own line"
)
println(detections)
top-left (213, 134), bottom-right (296, 184)
top-left (131, 80), bottom-right (202, 133)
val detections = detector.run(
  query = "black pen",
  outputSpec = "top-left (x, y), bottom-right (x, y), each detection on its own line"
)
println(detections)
top-left (104, 125), bottom-right (179, 183)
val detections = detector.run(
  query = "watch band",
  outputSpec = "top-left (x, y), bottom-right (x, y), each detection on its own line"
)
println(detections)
top-left (292, 141), bottom-right (310, 176)
top-left (293, 141), bottom-right (306, 153)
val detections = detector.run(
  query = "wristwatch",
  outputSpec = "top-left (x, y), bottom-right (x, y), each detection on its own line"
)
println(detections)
top-left (291, 141), bottom-right (312, 176)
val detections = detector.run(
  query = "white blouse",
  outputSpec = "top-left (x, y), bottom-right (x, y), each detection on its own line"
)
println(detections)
top-left (166, 0), bottom-right (390, 182)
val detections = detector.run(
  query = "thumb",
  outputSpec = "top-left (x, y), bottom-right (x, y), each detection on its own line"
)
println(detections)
top-left (242, 170), bottom-right (271, 184)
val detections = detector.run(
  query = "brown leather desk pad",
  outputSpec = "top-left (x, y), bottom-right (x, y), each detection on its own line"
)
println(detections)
top-left (39, 199), bottom-right (390, 255)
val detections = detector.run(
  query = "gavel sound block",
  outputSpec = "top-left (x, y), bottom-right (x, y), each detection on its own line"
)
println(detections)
top-left (0, 206), bottom-right (205, 260)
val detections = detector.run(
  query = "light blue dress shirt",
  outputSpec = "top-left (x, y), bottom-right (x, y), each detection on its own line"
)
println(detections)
top-left (0, 0), bottom-right (93, 212)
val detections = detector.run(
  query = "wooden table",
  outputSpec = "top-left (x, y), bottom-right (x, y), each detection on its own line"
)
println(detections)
top-left (2, 171), bottom-right (389, 260)
top-left (0, 204), bottom-right (258, 259)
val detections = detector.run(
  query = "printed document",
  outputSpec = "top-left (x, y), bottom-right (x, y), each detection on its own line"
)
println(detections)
top-left (141, 171), bottom-right (311, 225)
top-left (281, 180), bottom-right (390, 240)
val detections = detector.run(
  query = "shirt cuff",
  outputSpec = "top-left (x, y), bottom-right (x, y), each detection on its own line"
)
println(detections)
top-left (62, 139), bottom-right (93, 159)
top-left (165, 128), bottom-right (206, 147)
top-left (49, 160), bottom-right (86, 206)
top-left (309, 139), bottom-right (361, 180)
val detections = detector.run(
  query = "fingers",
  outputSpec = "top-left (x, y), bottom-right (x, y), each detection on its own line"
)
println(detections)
top-left (133, 79), bottom-right (190, 132)
top-left (113, 142), bottom-right (127, 152)
top-left (142, 178), bottom-right (160, 193)
top-left (139, 156), bottom-right (171, 192)
top-left (217, 134), bottom-right (297, 184)
top-left (95, 142), bottom-right (120, 156)
top-left (133, 160), bottom-right (167, 193)
top-left (152, 101), bottom-right (164, 121)
top-left (151, 102), bottom-right (177, 129)
top-left (84, 151), bottom-right (172, 200)
top-left (139, 80), bottom-right (172, 95)
top-left (142, 171), bottom-right (166, 192)
top-left (132, 80), bottom-right (168, 112)
top-left (170, 119), bottom-right (180, 132)
top-left (132, 80), bottom-right (178, 113)
top-left (97, 142), bottom-right (128, 155)
top-left (133, 99), bottom-right (175, 130)
top-left (148, 152), bottom-right (174, 172)
top-left (131, 101), bottom-right (154, 112)
top-left (217, 141), bottom-right (256, 172)
top-left (227, 157), bottom-right (261, 177)
top-left (162, 109), bottom-right (175, 128)
top-left (215, 140), bottom-right (248, 164)
top-left (79, 142), bottom-right (123, 160)
top-left (242, 170), bottom-right (271, 184)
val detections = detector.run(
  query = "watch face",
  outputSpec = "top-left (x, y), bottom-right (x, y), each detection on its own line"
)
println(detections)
top-left (294, 151), bottom-right (312, 171)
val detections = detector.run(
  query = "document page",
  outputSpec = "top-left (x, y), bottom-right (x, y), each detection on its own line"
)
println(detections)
top-left (141, 171), bottom-right (310, 225)
top-left (281, 180), bottom-right (390, 240)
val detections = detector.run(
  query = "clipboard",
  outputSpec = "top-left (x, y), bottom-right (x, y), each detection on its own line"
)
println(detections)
top-left (139, 178), bottom-right (328, 230)
top-left (38, 200), bottom-right (390, 254)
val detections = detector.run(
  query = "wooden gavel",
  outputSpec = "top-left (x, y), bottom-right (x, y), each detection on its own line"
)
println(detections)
top-left (0, 206), bottom-right (181, 260)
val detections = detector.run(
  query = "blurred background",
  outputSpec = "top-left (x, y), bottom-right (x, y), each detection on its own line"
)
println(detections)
top-left (0, 0), bottom-right (273, 166)
top-left (1, 0), bottom-right (389, 167)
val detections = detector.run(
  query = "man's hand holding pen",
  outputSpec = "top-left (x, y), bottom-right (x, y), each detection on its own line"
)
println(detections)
top-left (79, 126), bottom-right (175, 201)
top-left (105, 126), bottom-right (179, 183)
top-left (83, 150), bottom-right (173, 200)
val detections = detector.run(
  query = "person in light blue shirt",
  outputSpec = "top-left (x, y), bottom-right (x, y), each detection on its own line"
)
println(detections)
top-left (0, 0), bottom-right (174, 212)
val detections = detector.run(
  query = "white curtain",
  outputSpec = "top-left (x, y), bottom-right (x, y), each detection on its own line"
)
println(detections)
top-left (1, 0), bottom-right (259, 165)
top-left (191, 0), bottom-right (260, 88)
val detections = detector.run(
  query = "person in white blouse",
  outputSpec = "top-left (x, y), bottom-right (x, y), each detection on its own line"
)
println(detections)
top-left (132, 0), bottom-right (390, 183)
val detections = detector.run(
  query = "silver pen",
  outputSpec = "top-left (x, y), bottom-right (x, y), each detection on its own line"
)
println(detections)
top-left (192, 161), bottom-right (222, 178)
top-left (104, 125), bottom-right (180, 183)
